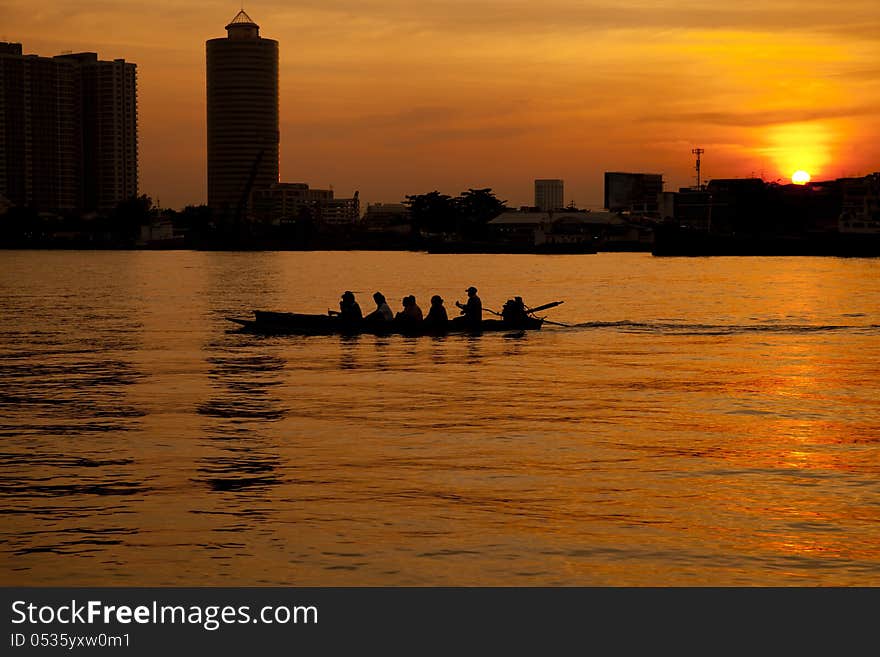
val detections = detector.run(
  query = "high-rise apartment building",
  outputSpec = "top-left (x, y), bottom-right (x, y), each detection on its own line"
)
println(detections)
top-left (206, 10), bottom-right (279, 218)
top-left (0, 42), bottom-right (137, 214)
top-left (1, 43), bottom-right (80, 212)
top-left (535, 179), bottom-right (564, 211)
top-left (61, 53), bottom-right (138, 213)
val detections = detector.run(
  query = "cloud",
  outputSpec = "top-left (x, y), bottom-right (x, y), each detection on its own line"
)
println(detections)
top-left (263, 1), bottom-right (880, 41)
top-left (359, 106), bottom-right (464, 128)
top-left (9, 1), bottom-right (880, 43)
top-left (831, 67), bottom-right (880, 82)
top-left (647, 106), bottom-right (879, 128)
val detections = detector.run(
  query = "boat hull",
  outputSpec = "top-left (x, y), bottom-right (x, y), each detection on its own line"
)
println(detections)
top-left (227, 311), bottom-right (543, 335)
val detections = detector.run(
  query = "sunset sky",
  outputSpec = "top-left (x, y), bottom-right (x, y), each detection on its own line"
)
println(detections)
top-left (7, 0), bottom-right (880, 209)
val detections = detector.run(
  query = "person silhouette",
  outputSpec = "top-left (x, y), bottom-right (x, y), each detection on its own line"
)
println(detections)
top-left (365, 291), bottom-right (393, 321)
top-left (501, 296), bottom-right (528, 324)
top-left (395, 295), bottom-right (423, 321)
top-left (455, 286), bottom-right (482, 325)
top-left (329, 290), bottom-right (363, 321)
top-left (425, 295), bottom-right (448, 327)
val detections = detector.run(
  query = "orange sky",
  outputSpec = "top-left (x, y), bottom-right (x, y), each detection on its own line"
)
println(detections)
top-left (7, 1), bottom-right (880, 209)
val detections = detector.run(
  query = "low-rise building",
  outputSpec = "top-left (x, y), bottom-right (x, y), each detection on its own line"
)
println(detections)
top-left (839, 173), bottom-right (880, 234)
top-left (604, 172), bottom-right (663, 214)
top-left (137, 217), bottom-right (184, 248)
top-left (660, 188), bottom-right (712, 229)
top-left (250, 182), bottom-right (333, 224)
top-left (321, 192), bottom-right (360, 225)
top-left (362, 202), bottom-right (411, 234)
top-left (489, 209), bottom-right (625, 247)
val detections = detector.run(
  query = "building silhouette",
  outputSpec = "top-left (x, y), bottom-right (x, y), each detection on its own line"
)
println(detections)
top-left (206, 10), bottom-right (279, 219)
top-left (0, 43), bottom-right (137, 213)
top-left (604, 172), bottom-right (663, 214)
top-left (57, 52), bottom-right (138, 213)
top-left (534, 179), bottom-right (564, 211)
top-left (251, 183), bottom-right (360, 228)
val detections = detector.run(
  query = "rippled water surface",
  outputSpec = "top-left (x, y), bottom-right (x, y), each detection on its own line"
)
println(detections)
top-left (1, 250), bottom-right (879, 585)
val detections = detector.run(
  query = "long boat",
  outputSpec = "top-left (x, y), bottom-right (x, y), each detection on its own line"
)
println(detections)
top-left (227, 310), bottom-right (545, 335)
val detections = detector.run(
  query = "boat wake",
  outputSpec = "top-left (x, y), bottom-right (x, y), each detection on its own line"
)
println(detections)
top-left (566, 320), bottom-right (880, 336)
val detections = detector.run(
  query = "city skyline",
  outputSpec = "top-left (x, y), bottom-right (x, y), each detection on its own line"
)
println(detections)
top-left (6, 1), bottom-right (880, 209)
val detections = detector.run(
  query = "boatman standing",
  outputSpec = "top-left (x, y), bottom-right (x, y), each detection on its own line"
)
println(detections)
top-left (455, 286), bottom-right (482, 325)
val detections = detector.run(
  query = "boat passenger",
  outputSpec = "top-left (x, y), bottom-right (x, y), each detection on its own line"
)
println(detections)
top-left (501, 296), bottom-right (529, 325)
top-left (424, 295), bottom-right (448, 327)
top-left (365, 292), bottom-right (394, 321)
top-left (329, 291), bottom-right (363, 321)
top-left (394, 297), bottom-right (407, 321)
top-left (455, 286), bottom-right (482, 325)
top-left (395, 295), bottom-right (424, 322)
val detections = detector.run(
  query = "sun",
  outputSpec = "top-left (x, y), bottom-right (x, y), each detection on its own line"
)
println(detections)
top-left (792, 170), bottom-right (811, 185)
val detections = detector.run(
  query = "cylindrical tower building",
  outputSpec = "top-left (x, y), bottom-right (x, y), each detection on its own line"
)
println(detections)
top-left (206, 10), bottom-right (279, 218)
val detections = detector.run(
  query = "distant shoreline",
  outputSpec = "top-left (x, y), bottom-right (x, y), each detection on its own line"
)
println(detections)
top-left (2, 244), bottom-right (878, 257)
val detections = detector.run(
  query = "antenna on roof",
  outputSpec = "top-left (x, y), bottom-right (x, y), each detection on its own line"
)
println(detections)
top-left (691, 147), bottom-right (705, 190)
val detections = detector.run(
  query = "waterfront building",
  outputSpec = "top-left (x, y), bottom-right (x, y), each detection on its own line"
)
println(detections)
top-left (534, 179), bottom-right (564, 211)
top-left (489, 209), bottom-right (626, 248)
top-left (604, 172), bottom-right (663, 214)
top-left (363, 202), bottom-right (411, 234)
top-left (660, 188), bottom-right (712, 229)
top-left (250, 182), bottom-right (359, 225)
top-left (321, 193), bottom-right (360, 225)
top-left (705, 177), bottom-right (768, 233)
top-left (251, 183), bottom-right (330, 225)
top-left (0, 42), bottom-right (79, 213)
top-left (839, 173), bottom-right (880, 234)
top-left (777, 179), bottom-right (843, 233)
top-left (0, 42), bottom-right (137, 214)
top-left (206, 10), bottom-right (279, 219)
top-left (56, 52), bottom-right (138, 213)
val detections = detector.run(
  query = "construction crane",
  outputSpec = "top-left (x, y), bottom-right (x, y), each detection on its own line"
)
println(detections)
top-left (235, 148), bottom-right (266, 225)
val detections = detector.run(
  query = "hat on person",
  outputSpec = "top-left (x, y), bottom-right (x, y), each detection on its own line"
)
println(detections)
top-left (466, 286), bottom-right (477, 293)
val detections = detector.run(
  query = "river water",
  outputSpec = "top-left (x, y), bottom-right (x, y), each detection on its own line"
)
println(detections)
top-left (1, 250), bottom-right (879, 585)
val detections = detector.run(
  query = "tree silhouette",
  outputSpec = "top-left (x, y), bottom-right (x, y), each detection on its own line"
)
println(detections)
top-left (404, 188), bottom-right (508, 240)
top-left (112, 194), bottom-right (155, 238)
top-left (404, 191), bottom-right (456, 236)
top-left (455, 188), bottom-right (507, 239)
